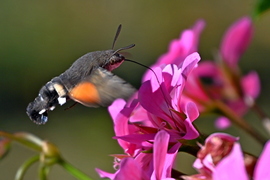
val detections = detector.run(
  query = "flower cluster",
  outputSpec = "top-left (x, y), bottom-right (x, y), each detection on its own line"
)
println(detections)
top-left (96, 52), bottom-right (201, 179)
top-left (96, 17), bottom-right (269, 180)
top-left (183, 17), bottom-right (260, 129)
top-left (182, 133), bottom-right (270, 180)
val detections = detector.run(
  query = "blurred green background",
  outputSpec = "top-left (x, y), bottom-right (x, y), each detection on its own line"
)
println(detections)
top-left (1, 0), bottom-right (270, 179)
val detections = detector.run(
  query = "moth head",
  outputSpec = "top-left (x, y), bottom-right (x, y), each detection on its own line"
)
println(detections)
top-left (103, 44), bottom-right (135, 71)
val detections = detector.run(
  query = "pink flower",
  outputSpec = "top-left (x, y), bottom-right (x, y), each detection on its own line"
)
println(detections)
top-left (143, 20), bottom-right (205, 82)
top-left (96, 17), bottom-right (265, 180)
top-left (96, 131), bottom-right (181, 180)
top-left (214, 117), bottom-right (231, 130)
top-left (107, 52), bottom-right (201, 150)
top-left (106, 21), bottom-right (203, 147)
top-left (220, 17), bottom-right (254, 69)
top-left (182, 133), bottom-right (239, 179)
top-left (108, 98), bottom-right (142, 157)
top-left (96, 51), bottom-right (201, 180)
top-left (138, 53), bottom-right (201, 141)
top-left (182, 17), bottom-right (260, 129)
top-left (156, 20), bottom-right (204, 66)
top-left (183, 133), bottom-right (270, 180)
top-left (213, 140), bottom-right (270, 180)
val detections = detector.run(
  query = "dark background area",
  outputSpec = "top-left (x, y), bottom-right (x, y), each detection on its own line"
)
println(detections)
top-left (1, 1), bottom-right (270, 179)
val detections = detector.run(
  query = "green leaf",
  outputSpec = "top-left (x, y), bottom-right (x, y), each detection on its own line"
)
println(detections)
top-left (254, 0), bottom-right (270, 18)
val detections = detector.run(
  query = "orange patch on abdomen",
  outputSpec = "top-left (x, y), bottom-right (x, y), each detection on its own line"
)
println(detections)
top-left (69, 82), bottom-right (100, 106)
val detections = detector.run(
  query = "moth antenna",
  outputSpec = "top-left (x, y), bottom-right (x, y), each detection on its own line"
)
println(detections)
top-left (113, 44), bottom-right (135, 56)
top-left (112, 24), bottom-right (122, 49)
top-left (125, 59), bottom-right (174, 120)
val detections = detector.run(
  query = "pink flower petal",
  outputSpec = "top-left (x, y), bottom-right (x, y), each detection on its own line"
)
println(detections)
top-left (241, 71), bottom-right (260, 99)
top-left (182, 122), bottom-right (199, 140)
top-left (181, 52), bottom-right (201, 79)
top-left (220, 17), bottom-right (253, 68)
top-left (143, 20), bottom-right (205, 82)
top-left (139, 80), bottom-right (172, 122)
top-left (184, 101), bottom-right (199, 122)
top-left (95, 168), bottom-right (116, 179)
top-left (135, 152), bottom-right (154, 177)
top-left (205, 133), bottom-right (239, 143)
top-left (156, 20), bottom-right (205, 67)
top-left (181, 102), bottom-right (200, 140)
top-left (129, 105), bottom-right (149, 123)
top-left (215, 116), bottom-right (231, 130)
top-left (183, 61), bottom-right (219, 107)
top-left (152, 131), bottom-right (170, 180)
top-left (202, 154), bottom-right (215, 172)
top-left (213, 143), bottom-right (248, 180)
top-left (156, 31), bottom-right (195, 66)
top-left (114, 158), bottom-right (148, 180)
top-left (109, 99), bottom-right (131, 152)
top-left (192, 19), bottom-right (206, 51)
top-left (109, 99), bottom-right (127, 121)
top-left (162, 64), bottom-right (182, 89)
top-left (109, 99), bottom-right (141, 155)
top-left (162, 142), bottom-right (181, 178)
top-left (254, 141), bottom-right (270, 179)
top-left (114, 133), bottom-right (156, 145)
top-left (193, 158), bottom-right (203, 169)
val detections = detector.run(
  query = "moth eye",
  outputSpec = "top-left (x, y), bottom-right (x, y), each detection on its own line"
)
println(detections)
top-left (110, 59), bottom-right (115, 64)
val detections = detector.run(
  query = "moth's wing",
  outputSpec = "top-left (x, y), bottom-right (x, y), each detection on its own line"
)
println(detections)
top-left (68, 67), bottom-right (136, 107)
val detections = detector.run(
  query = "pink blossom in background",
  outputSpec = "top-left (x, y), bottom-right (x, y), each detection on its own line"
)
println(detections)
top-left (194, 133), bottom-right (239, 169)
top-left (182, 133), bottom-right (239, 179)
top-left (155, 19), bottom-right (204, 66)
top-left (253, 141), bottom-right (270, 179)
top-left (241, 71), bottom-right (260, 106)
top-left (213, 143), bottom-right (249, 180)
top-left (183, 134), bottom-right (270, 180)
top-left (183, 61), bottom-right (222, 111)
top-left (213, 141), bottom-right (270, 180)
top-left (220, 17), bottom-right (254, 69)
top-left (218, 16), bottom-right (259, 105)
top-left (143, 19), bottom-right (205, 82)
top-left (214, 117), bottom-right (231, 129)
top-left (182, 16), bottom-right (260, 129)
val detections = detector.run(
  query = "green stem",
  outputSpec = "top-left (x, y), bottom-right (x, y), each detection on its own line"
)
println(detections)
top-left (214, 100), bottom-right (267, 145)
top-left (38, 164), bottom-right (49, 180)
top-left (58, 159), bottom-right (94, 180)
top-left (15, 155), bottom-right (40, 180)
